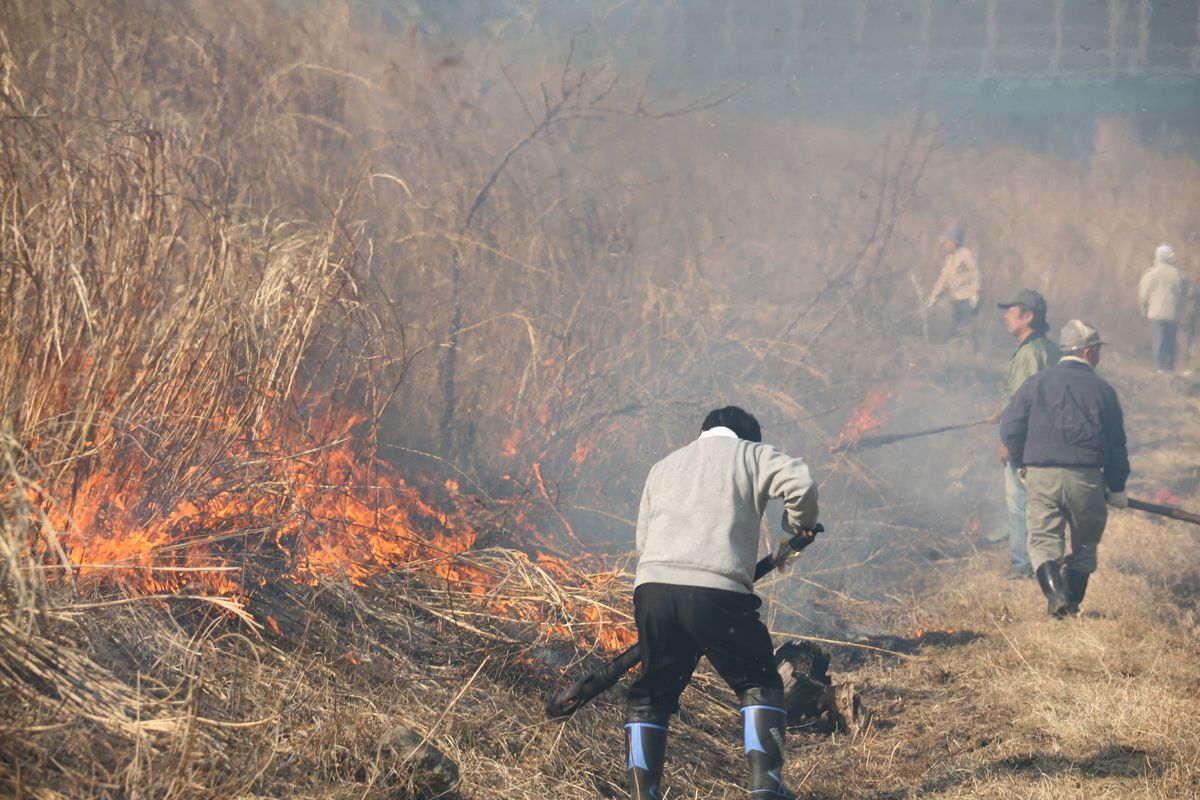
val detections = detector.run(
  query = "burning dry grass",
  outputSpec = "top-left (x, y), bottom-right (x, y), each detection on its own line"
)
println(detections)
top-left (9, 355), bottom-right (1198, 800)
top-left (4, 349), bottom-right (1200, 798)
top-left (6, 502), bottom-right (1200, 799)
top-left (3, 1), bottom-right (1200, 798)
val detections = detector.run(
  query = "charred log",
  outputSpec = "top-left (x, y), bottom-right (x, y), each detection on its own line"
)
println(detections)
top-left (775, 639), bottom-right (831, 720)
top-left (775, 639), bottom-right (869, 735)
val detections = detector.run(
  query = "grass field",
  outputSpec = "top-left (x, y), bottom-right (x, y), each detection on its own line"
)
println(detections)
top-left (3, 2), bottom-right (1199, 798)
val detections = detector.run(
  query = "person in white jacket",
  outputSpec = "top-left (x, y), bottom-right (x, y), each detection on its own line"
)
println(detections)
top-left (1137, 244), bottom-right (1190, 371)
top-left (923, 228), bottom-right (983, 350)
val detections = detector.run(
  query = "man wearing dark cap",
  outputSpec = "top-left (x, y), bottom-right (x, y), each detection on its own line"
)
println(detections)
top-left (999, 320), bottom-right (1130, 618)
top-left (993, 289), bottom-right (1060, 579)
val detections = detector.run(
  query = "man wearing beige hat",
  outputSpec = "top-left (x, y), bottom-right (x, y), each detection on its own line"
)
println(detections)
top-left (999, 320), bottom-right (1130, 617)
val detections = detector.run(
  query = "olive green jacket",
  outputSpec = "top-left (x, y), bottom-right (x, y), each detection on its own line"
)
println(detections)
top-left (1002, 331), bottom-right (1060, 405)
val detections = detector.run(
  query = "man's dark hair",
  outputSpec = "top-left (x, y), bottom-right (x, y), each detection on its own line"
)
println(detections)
top-left (1026, 308), bottom-right (1049, 334)
top-left (701, 406), bottom-right (762, 442)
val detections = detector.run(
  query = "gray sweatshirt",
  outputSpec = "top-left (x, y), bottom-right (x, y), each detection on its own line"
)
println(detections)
top-left (634, 428), bottom-right (819, 593)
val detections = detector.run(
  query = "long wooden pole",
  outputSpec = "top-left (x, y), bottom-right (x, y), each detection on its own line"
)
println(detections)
top-left (1127, 497), bottom-right (1200, 526)
top-left (829, 417), bottom-right (992, 454)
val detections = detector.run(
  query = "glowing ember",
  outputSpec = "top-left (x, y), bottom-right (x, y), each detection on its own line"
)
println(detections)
top-left (914, 623), bottom-right (959, 640)
top-left (835, 386), bottom-right (894, 450)
top-left (1153, 488), bottom-right (1180, 506)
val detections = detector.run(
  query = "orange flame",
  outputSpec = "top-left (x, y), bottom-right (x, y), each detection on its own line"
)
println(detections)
top-left (36, 405), bottom-right (479, 596)
top-left (29, 395), bottom-right (635, 654)
top-left (835, 386), bottom-right (894, 449)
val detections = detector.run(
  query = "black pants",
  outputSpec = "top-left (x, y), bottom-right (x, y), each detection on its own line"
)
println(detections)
top-left (627, 582), bottom-right (781, 713)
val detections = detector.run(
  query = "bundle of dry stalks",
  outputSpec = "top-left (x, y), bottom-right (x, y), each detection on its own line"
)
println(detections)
top-left (0, 616), bottom-right (191, 738)
top-left (0, 3), bottom-right (397, 791)
top-left (0, 0), bottom-right (380, 590)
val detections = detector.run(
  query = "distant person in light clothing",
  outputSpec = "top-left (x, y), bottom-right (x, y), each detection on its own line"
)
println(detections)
top-left (999, 320), bottom-right (1130, 618)
top-left (1137, 243), bottom-right (1189, 371)
top-left (993, 289), bottom-right (1060, 580)
top-left (923, 228), bottom-right (982, 350)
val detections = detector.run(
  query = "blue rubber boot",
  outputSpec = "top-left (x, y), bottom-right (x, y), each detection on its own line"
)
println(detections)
top-left (625, 705), bottom-right (669, 800)
top-left (740, 687), bottom-right (797, 799)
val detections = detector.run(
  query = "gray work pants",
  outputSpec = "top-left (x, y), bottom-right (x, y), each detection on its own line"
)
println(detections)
top-left (1023, 466), bottom-right (1108, 574)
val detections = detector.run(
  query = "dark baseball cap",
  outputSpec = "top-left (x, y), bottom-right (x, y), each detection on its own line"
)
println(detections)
top-left (997, 289), bottom-right (1047, 317)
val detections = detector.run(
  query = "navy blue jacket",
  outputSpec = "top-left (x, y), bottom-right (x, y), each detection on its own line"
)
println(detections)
top-left (999, 359), bottom-right (1130, 493)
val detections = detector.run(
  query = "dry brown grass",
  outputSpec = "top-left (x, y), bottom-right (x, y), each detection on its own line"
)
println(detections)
top-left (3, 1), bottom-right (1200, 798)
top-left (5, 464), bottom-right (1198, 799)
top-left (793, 523), bottom-right (1200, 799)
top-left (8, 348), bottom-right (1200, 800)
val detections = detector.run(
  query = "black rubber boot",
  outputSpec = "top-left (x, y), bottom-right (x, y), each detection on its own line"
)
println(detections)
top-left (625, 705), bottom-right (669, 800)
top-left (1036, 561), bottom-right (1070, 618)
top-left (739, 687), bottom-right (797, 799)
top-left (1063, 568), bottom-right (1090, 616)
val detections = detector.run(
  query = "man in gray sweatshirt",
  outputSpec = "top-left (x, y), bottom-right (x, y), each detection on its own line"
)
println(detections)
top-left (624, 406), bottom-right (819, 800)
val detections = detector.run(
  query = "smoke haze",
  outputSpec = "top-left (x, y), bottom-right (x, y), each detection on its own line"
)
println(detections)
top-left (5, 0), bottom-right (1198, 596)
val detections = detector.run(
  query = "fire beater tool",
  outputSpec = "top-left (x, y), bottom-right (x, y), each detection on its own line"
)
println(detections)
top-left (1127, 497), bottom-right (1200, 526)
top-left (829, 417), bottom-right (992, 454)
top-left (544, 523), bottom-right (824, 719)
